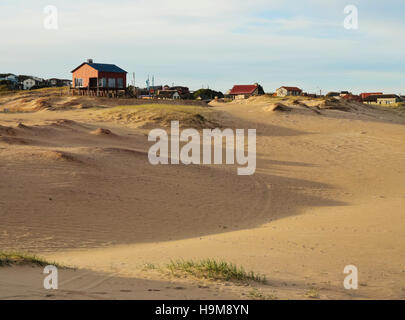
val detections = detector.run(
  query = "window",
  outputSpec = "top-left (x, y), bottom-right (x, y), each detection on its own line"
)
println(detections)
top-left (117, 78), bottom-right (123, 88)
top-left (75, 78), bottom-right (83, 87)
top-left (99, 78), bottom-right (106, 87)
top-left (108, 78), bottom-right (116, 88)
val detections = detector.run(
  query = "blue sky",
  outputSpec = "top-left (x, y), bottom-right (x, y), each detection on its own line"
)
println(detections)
top-left (1, 0), bottom-right (404, 94)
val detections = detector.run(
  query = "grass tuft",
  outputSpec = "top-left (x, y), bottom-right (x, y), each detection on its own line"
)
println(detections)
top-left (167, 259), bottom-right (266, 284)
top-left (248, 288), bottom-right (278, 300)
top-left (0, 252), bottom-right (62, 268)
top-left (305, 287), bottom-right (321, 299)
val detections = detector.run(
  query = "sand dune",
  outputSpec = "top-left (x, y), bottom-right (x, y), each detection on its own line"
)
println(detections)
top-left (1, 94), bottom-right (404, 299)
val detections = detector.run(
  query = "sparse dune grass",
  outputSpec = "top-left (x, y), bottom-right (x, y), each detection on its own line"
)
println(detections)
top-left (248, 288), bottom-right (278, 300)
top-left (0, 251), bottom-right (62, 268)
top-left (167, 259), bottom-right (267, 284)
top-left (102, 104), bottom-right (220, 128)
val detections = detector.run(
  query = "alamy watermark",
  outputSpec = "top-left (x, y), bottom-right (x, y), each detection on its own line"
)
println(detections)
top-left (343, 265), bottom-right (358, 290)
top-left (43, 265), bottom-right (58, 290)
top-left (148, 121), bottom-right (256, 176)
top-left (344, 5), bottom-right (359, 30)
top-left (43, 5), bottom-right (58, 30)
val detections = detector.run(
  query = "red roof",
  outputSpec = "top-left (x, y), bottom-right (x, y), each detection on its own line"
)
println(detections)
top-left (360, 92), bottom-right (383, 99)
top-left (229, 85), bottom-right (258, 95)
top-left (280, 86), bottom-right (302, 92)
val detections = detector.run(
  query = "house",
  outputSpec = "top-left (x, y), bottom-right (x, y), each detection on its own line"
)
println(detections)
top-left (360, 92), bottom-right (383, 100)
top-left (156, 90), bottom-right (181, 100)
top-left (48, 78), bottom-right (59, 86)
top-left (363, 94), bottom-right (400, 105)
top-left (62, 79), bottom-right (72, 87)
top-left (228, 83), bottom-right (264, 99)
top-left (0, 74), bottom-right (18, 83)
top-left (48, 78), bottom-right (67, 86)
top-left (22, 78), bottom-right (37, 90)
top-left (376, 95), bottom-right (401, 105)
top-left (276, 86), bottom-right (302, 97)
top-left (340, 91), bottom-right (350, 97)
top-left (32, 76), bottom-right (44, 83)
top-left (149, 86), bottom-right (163, 95)
top-left (71, 59), bottom-right (127, 91)
top-left (47, 78), bottom-right (72, 87)
top-left (170, 86), bottom-right (190, 95)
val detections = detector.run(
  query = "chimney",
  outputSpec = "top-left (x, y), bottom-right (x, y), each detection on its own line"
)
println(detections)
top-left (87, 58), bottom-right (93, 64)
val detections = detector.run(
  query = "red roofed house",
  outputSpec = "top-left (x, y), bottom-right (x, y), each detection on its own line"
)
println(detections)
top-left (276, 86), bottom-right (302, 97)
top-left (360, 92), bottom-right (383, 101)
top-left (228, 83), bottom-right (264, 100)
top-left (71, 59), bottom-right (127, 96)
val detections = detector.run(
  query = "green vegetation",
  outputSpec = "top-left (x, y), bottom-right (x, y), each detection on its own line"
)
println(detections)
top-left (0, 251), bottom-right (61, 267)
top-left (193, 89), bottom-right (224, 100)
top-left (142, 263), bottom-right (158, 271)
top-left (167, 259), bottom-right (266, 284)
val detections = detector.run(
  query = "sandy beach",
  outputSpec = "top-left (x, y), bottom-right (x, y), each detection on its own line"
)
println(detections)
top-left (1, 91), bottom-right (404, 299)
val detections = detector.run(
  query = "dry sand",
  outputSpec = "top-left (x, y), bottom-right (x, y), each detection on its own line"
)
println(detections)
top-left (0, 92), bottom-right (404, 299)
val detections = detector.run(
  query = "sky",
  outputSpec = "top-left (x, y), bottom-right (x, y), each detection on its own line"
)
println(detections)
top-left (1, 0), bottom-right (404, 94)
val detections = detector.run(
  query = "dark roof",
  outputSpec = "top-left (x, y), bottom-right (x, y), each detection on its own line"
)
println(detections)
top-left (71, 62), bottom-right (127, 73)
top-left (280, 86), bottom-right (302, 92)
top-left (363, 94), bottom-right (399, 101)
top-left (229, 85), bottom-right (258, 95)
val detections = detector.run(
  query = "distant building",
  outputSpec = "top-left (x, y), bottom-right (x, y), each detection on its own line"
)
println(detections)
top-left (62, 79), bottom-right (72, 87)
top-left (149, 86), bottom-right (163, 95)
top-left (170, 86), bottom-right (190, 95)
top-left (363, 94), bottom-right (400, 105)
top-left (229, 83), bottom-right (264, 99)
top-left (32, 76), bottom-right (44, 83)
top-left (360, 92), bottom-right (383, 100)
top-left (0, 74), bottom-right (18, 83)
top-left (47, 78), bottom-right (72, 87)
top-left (71, 59), bottom-right (127, 91)
top-left (22, 78), bottom-right (37, 90)
top-left (156, 90), bottom-right (181, 100)
top-left (276, 86), bottom-right (302, 97)
top-left (48, 78), bottom-right (59, 86)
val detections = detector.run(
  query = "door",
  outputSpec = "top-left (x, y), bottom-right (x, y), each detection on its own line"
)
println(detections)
top-left (89, 78), bottom-right (98, 88)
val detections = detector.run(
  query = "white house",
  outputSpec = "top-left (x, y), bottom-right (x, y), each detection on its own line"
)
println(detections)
top-left (23, 78), bottom-right (36, 90)
top-left (156, 90), bottom-right (181, 100)
top-left (276, 86), bottom-right (303, 97)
